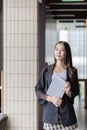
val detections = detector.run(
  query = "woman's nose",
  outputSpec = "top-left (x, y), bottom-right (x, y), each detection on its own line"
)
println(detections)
top-left (57, 50), bottom-right (61, 54)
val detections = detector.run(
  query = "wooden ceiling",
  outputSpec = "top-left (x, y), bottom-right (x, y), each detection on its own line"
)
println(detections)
top-left (45, 0), bottom-right (87, 20)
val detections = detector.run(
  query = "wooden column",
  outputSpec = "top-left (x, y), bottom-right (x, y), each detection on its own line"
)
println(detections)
top-left (38, 1), bottom-right (45, 130)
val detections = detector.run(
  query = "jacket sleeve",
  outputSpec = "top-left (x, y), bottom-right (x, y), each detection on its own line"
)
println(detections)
top-left (35, 67), bottom-right (47, 106)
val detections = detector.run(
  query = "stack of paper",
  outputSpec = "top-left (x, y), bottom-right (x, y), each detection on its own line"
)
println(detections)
top-left (46, 73), bottom-right (66, 98)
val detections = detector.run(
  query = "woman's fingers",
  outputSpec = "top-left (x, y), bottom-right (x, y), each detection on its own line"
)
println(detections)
top-left (40, 94), bottom-right (63, 106)
top-left (64, 82), bottom-right (71, 93)
top-left (51, 96), bottom-right (62, 107)
top-left (63, 82), bottom-right (72, 97)
top-left (65, 82), bottom-right (71, 88)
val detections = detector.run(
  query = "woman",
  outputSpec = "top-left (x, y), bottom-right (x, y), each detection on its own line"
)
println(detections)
top-left (35, 41), bottom-right (79, 130)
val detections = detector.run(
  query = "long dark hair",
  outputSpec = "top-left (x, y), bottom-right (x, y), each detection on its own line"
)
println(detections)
top-left (54, 41), bottom-right (76, 78)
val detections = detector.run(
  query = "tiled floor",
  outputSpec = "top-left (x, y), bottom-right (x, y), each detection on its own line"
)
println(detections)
top-left (74, 96), bottom-right (87, 130)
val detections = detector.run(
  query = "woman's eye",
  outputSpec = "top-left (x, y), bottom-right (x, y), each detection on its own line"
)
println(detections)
top-left (55, 48), bottom-right (58, 50)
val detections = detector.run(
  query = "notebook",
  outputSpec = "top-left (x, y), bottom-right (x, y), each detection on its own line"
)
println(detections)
top-left (46, 73), bottom-right (66, 98)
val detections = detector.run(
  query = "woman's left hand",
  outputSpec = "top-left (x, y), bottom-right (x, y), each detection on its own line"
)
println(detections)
top-left (64, 82), bottom-right (72, 97)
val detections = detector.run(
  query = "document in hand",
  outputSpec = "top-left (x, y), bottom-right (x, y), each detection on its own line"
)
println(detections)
top-left (46, 73), bottom-right (66, 98)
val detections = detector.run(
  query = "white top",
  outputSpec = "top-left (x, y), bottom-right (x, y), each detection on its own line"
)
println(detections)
top-left (55, 69), bottom-right (67, 81)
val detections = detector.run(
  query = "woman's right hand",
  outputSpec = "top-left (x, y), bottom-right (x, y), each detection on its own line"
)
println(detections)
top-left (40, 94), bottom-right (62, 107)
top-left (41, 94), bottom-right (62, 107)
top-left (50, 96), bottom-right (62, 107)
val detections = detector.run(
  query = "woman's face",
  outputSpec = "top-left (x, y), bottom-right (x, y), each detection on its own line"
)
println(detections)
top-left (54, 43), bottom-right (66, 62)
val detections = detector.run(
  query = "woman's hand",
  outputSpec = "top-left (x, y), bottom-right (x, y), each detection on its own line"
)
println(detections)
top-left (50, 96), bottom-right (62, 107)
top-left (40, 94), bottom-right (62, 107)
top-left (64, 82), bottom-right (72, 97)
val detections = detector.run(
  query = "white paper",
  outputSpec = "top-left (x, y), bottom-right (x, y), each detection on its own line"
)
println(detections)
top-left (46, 73), bottom-right (66, 98)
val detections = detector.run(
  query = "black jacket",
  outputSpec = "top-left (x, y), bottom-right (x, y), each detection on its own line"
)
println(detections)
top-left (35, 64), bottom-right (79, 126)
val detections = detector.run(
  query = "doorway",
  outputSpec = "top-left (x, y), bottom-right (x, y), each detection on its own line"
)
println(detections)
top-left (38, 1), bottom-right (87, 130)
